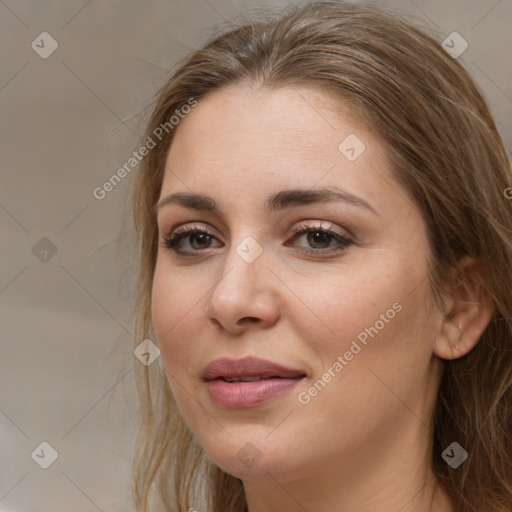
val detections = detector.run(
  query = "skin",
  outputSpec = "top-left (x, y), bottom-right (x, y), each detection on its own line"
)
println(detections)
top-left (151, 83), bottom-right (492, 512)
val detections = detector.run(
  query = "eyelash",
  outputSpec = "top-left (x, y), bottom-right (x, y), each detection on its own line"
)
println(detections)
top-left (161, 222), bottom-right (353, 256)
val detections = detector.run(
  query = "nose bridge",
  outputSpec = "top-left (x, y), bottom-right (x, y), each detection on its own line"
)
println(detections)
top-left (215, 234), bottom-right (266, 301)
top-left (206, 233), bottom-right (279, 330)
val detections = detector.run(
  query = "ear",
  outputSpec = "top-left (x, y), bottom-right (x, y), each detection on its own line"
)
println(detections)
top-left (434, 256), bottom-right (494, 360)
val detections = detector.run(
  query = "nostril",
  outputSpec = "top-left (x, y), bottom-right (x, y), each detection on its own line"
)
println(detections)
top-left (236, 316), bottom-right (260, 325)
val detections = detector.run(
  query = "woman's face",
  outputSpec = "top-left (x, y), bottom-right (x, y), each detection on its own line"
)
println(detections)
top-left (152, 84), bottom-right (445, 487)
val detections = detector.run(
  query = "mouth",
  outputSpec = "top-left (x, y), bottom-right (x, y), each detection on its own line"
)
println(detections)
top-left (219, 375), bottom-right (292, 383)
top-left (202, 356), bottom-right (307, 409)
top-left (202, 356), bottom-right (307, 382)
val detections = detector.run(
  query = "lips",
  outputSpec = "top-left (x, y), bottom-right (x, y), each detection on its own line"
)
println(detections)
top-left (202, 356), bottom-right (306, 382)
top-left (203, 356), bottom-right (307, 408)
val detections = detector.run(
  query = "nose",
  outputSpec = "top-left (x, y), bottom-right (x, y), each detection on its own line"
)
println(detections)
top-left (205, 245), bottom-right (280, 334)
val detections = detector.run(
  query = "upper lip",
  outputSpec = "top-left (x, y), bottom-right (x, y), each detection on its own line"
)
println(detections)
top-left (203, 356), bottom-right (306, 381)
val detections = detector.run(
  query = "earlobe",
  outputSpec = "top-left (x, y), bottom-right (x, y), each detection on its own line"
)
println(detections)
top-left (434, 319), bottom-right (462, 360)
top-left (433, 257), bottom-right (494, 360)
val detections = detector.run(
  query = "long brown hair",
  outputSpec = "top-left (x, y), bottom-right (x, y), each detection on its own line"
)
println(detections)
top-left (130, 2), bottom-right (512, 511)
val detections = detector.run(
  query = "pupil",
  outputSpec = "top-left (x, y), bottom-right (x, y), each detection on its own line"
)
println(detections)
top-left (308, 231), bottom-right (330, 248)
top-left (191, 233), bottom-right (211, 249)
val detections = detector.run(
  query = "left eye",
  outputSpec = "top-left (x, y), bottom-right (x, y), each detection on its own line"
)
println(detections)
top-left (287, 227), bottom-right (353, 253)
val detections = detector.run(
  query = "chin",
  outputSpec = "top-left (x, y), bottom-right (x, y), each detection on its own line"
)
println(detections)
top-left (202, 437), bottom-right (304, 483)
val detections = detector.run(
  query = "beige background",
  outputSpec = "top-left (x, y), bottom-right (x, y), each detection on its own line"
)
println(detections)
top-left (0, 0), bottom-right (510, 510)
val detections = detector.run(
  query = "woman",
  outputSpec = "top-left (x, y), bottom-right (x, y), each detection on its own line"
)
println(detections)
top-left (130, 2), bottom-right (512, 511)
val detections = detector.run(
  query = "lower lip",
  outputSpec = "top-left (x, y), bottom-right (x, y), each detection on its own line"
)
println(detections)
top-left (206, 377), bottom-right (304, 408)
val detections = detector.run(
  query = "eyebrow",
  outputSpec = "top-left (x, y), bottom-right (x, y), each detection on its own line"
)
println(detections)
top-left (156, 187), bottom-right (378, 216)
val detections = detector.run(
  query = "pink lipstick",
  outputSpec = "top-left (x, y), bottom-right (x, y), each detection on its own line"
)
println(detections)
top-left (203, 356), bottom-right (306, 408)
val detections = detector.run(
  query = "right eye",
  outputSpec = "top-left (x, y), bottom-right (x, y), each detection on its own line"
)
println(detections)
top-left (162, 224), bottom-right (223, 255)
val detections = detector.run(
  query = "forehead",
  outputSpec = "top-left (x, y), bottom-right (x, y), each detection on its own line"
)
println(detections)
top-left (166, 84), bottom-right (371, 166)
top-left (160, 84), bottom-right (399, 219)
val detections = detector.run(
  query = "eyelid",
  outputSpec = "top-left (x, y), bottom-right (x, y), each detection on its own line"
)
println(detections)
top-left (291, 220), bottom-right (343, 235)
top-left (161, 219), bottom-right (351, 239)
top-left (162, 222), bottom-right (218, 239)
top-left (162, 222), bottom-right (221, 243)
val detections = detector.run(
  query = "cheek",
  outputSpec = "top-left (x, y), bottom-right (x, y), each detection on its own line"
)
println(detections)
top-left (151, 263), bottom-right (195, 362)
top-left (293, 284), bottom-right (435, 442)
top-left (150, 273), bottom-right (198, 417)
top-left (290, 261), bottom-right (434, 382)
top-left (151, 263), bottom-right (208, 374)
top-left (285, 267), bottom-right (399, 352)
top-left (152, 261), bottom-right (194, 331)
